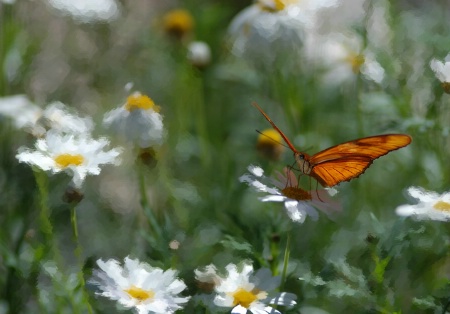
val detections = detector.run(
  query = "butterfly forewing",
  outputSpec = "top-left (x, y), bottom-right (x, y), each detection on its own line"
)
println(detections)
top-left (308, 134), bottom-right (411, 186)
top-left (309, 134), bottom-right (412, 164)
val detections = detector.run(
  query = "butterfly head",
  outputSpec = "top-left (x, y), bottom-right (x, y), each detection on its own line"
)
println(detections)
top-left (294, 152), bottom-right (312, 175)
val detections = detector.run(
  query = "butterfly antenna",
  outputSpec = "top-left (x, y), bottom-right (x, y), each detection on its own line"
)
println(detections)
top-left (256, 129), bottom-right (291, 150)
top-left (252, 102), bottom-right (299, 153)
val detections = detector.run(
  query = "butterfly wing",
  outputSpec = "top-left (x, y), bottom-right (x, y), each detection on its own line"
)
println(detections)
top-left (309, 134), bottom-right (412, 187)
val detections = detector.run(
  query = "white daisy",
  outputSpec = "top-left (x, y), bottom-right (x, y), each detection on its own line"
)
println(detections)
top-left (430, 54), bottom-right (450, 93)
top-left (103, 93), bottom-right (164, 148)
top-left (396, 186), bottom-right (450, 222)
top-left (195, 262), bottom-right (296, 314)
top-left (91, 257), bottom-right (190, 314)
top-left (239, 165), bottom-right (340, 223)
top-left (16, 131), bottom-right (121, 188)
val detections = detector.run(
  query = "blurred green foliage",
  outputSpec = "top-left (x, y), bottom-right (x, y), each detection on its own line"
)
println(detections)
top-left (1, 0), bottom-right (450, 313)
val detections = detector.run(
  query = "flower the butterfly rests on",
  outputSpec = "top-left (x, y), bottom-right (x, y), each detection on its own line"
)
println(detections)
top-left (252, 103), bottom-right (412, 187)
top-left (240, 165), bottom-right (340, 223)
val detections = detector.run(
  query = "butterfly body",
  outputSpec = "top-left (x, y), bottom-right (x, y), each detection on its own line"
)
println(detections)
top-left (253, 103), bottom-right (412, 187)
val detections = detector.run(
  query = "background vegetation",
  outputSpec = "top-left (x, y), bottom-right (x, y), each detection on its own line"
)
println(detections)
top-left (1, 0), bottom-right (450, 313)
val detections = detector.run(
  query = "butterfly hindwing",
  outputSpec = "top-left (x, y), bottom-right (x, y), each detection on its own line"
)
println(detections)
top-left (310, 156), bottom-right (374, 187)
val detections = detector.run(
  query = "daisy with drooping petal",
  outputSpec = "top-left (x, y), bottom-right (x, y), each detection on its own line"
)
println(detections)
top-left (430, 54), bottom-right (450, 93)
top-left (239, 165), bottom-right (340, 223)
top-left (46, 0), bottom-right (120, 24)
top-left (228, 0), bottom-right (341, 68)
top-left (396, 186), bottom-right (450, 221)
top-left (91, 257), bottom-right (190, 314)
top-left (228, 0), bottom-right (305, 67)
top-left (16, 130), bottom-right (121, 188)
top-left (195, 262), bottom-right (296, 314)
top-left (304, 31), bottom-right (385, 85)
top-left (103, 93), bottom-right (164, 148)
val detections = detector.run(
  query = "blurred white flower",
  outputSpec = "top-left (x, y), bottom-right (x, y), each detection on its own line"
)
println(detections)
top-left (396, 187), bottom-right (450, 222)
top-left (16, 131), bottom-right (121, 187)
top-left (91, 257), bottom-right (190, 314)
top-left (46, 0), bottom-right (120, 23)
top-left (0, 95), bottom-right (42, 131)
top-left (239, 165), bottom-right (340, 223)
top-left (38, 101), bottom-right (94, 136)
top-left (195, 262), bottom-right (296, 314)
top-left (0, 96), bottom-right (94, 137)
top-left (103, 93), bottom-right (164, 148)
top-left (430, 54), bottom-right (450, 82)
top-left (304, 32), bottom-right (385, 85)
top-left (195, 264), bottom-right (221, 288)
top-left (187, 41), bottom-right (212, 68)
top-left (430, 54), bottom-right (450, 93)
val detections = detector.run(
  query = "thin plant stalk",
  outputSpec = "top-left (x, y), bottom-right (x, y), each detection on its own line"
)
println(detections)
top-left (32, 170), bottom-right (65, 310)
top-left (33, 169), bottom-right (53, 250)
top-left (70, 205), bottom-right (93, 314)
top-left (280, 233), bottom-right (291, 292)
top-left (137, 161), bottom-right (162, 240)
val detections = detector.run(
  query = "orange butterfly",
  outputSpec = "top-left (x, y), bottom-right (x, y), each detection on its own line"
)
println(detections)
top-left (253, 103), bottom-right (412, 187)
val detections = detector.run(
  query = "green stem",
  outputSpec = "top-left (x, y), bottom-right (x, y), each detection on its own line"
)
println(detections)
top-left (192, 71), bottom-right (211, 168)
top-left (33, 170), bottom-right (53, 248)
top-left (137, 162), bottom-right (162, 240)
top-left (280, 233), bottom-right (291, 291)
top-left (32, 170), bottom-right (66, 310)
top-left (70, 205), bottom-right (93, 314)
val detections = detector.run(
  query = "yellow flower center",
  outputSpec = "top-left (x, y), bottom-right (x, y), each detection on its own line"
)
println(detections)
top-left (232, 288), bottom-right (258, 308)
top-left (346, 53), bottom-right (365, 73)
top-left (125, 94), bottom-right (160, 112)
top-left (433, 200), bottom-right (450, 212)
top-left (259, 0), bottom-right (297, 11)
top-left (124, 286), bottom-right (155, 302)
top-left (282, 187), bottom-right (312, 201)
top-left (257, 129), bottom-right (283, 146)
top-left (256, 128), bottom-right (285, 161)
top-left (54, 154), bottom-right (84, 168)
top-left (163, 9), bottom-right (194, 38)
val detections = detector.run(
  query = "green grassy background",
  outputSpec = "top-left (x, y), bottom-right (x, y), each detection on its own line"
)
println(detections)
top-left (1, 0), bottom-right (450, 313)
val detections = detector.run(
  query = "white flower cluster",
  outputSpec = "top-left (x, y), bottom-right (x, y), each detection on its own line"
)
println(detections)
top-left (3, 91), bottom-right (168, 188)
top-left (228, 0), bottom-right (386, 84)
top-left (91, 257), bottom-right (297, 314)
